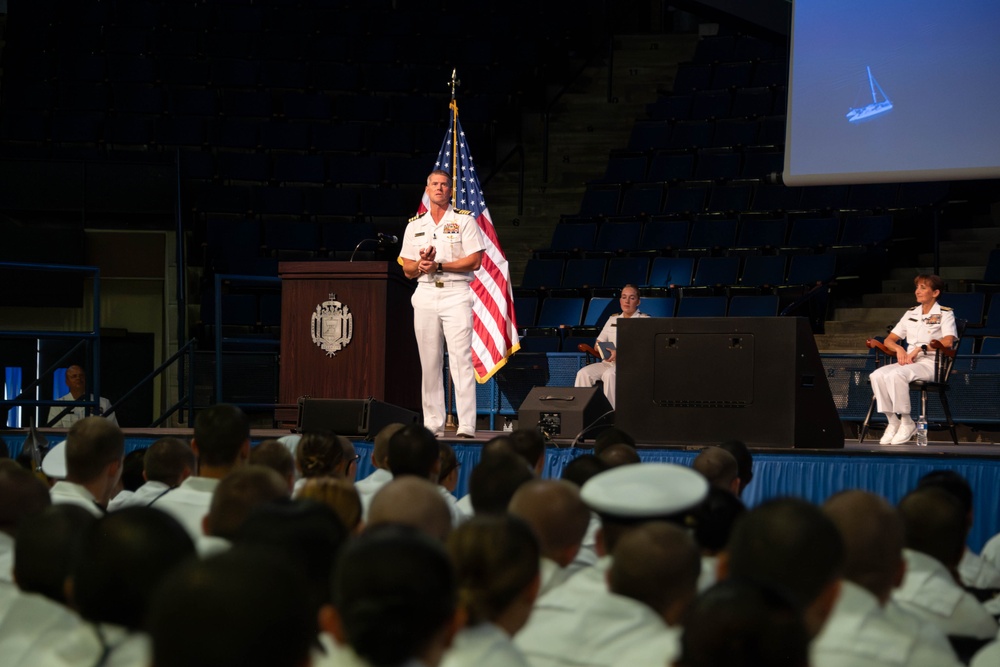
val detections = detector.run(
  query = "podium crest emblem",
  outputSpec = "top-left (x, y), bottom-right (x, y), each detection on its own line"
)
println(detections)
top-left (311, 294), bottom-right (354, 356)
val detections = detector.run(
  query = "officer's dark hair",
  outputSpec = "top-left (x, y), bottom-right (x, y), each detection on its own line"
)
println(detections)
top-left (387, 424), bottom-right (440, 479)
top-left (469, 451), bottom-right (533, 515)
top-left (332, 524), bottom-right (456, 667)
top-left (193, 404), bottom-right (249, 467)
top-left (560, 453), bottom-right (609, 487)
top-left (149, 547), bottom-right (314, 667)
top-left (120, 448), bottom-right (148, 492)
top-left (916, 470), bottom-right (973, 519)
top-left (14, 504), bottom-right (96, 603)
top-left (65, 417), bottom-right (125, 482)
top-left (717, 440), bottom-right (754, 495)
top-left (693, 486), bottom-right (746, 554)
top-left (73, 507), bottom-right (194, 630)
top-left (144, 437), bottom-right (196, 487)
top-left (898, 486), bottom-right (966, 568)
top-left (507, 428), bottom-right (546, 469)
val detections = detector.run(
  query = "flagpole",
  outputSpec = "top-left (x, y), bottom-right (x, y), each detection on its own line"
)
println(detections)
top-left (450, 69), bottom-right (459, 206)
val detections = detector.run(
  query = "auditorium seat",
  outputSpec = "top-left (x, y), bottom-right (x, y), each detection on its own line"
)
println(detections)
top-left (561, 258), bottom-right (606, 289)
top-left (637, 219), bottom-right (689, 252)
top-left (728, 294), bottom-right (780, 317)
top-left (520, 259), bottom-right (565, 290)
top-left (547, 223), bottom-right (597, 256)
top-left (739, 254), bottom-right (787, 291)
top-left (536, 297), bottom-right (585, 329)
top-left (604, 257), bottom-right (649, 287)
top-left (648, 257), bottom-right (694, 288)
top-left (785, 217), bottom-right (840, 250)
top-left (593, 221), bottom-right (642, 254)
top-left (676, 296), bottom-right (728, 317)
top-left (691, 256), bottom-right (740, 291)
top-left (637, 296), bottom-right (675, 317)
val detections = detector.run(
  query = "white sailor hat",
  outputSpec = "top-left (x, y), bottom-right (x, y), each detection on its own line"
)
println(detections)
top-left (277, 434), bottom-right (301, 456)
top-left (580, 463), bottom-right (708, 520)
top-left (41, 440), bottom-right (68, 479)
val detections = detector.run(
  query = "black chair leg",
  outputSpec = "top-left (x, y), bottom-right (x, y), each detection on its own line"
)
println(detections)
top-left (859, 395), bottom-right (878, 443)
top-left (939, 391), bottom-right (959, 445)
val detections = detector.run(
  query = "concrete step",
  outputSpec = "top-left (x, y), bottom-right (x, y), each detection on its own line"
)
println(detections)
top-left (917, 250), bottom-right (992, 266)
top-left (833, 306), bottom-right (906, 322)
top-left (947, 226), bottom-right (1000, 243)
top-left (862, 293), bottom-right (916, 308)
top-left (814, 333), bottom-right (870, 353)
top-left (824, 320), bottom-right (893, 336)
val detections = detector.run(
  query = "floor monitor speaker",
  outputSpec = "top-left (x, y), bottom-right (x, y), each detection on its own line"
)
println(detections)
top-left (297, 397), bottom-right (420, 439)
top-left (517, 387), bottom-right (614, 442)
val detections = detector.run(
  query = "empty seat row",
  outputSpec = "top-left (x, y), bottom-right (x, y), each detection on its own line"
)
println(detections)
top-left (627, 118), bottom-right (787, 152)
top-left (596, 147), bottom-right (784, 184)
top-left (691, 35), bottom-right (786, 66)
top-left (542, 216), bottom-right (894, 256)
top-left (673, 60), bottom-right (788, 93)
top-left (520, 254), bottom-right (837, 291)
top-left (193, 184), bottom-right (422, 218)
top-left (516, 294), bottom-right (782, 335)
top-left (646, 87), bottom-right (787, 122)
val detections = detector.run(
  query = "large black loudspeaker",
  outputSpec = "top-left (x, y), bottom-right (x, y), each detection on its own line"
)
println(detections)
top-left (298, 398), bottom-right (420, 439)
top-left (616, 317), bottom-right (843, 449)
top-left (517, 387), bottom-right (613, 441)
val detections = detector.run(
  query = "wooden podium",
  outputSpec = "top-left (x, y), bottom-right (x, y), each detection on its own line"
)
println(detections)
top-left (278, 261), bottom-right (420, 411)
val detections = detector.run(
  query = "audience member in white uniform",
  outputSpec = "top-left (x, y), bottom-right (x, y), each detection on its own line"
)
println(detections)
top-left (674, 578), bottom-right (811, 667)
top-left (892, 486), bottom-right (998, 644)
top-left (607, 522), bottom-right (702, 667)
top-left (970, 634), bottom-right (1000, 667)
top-left (297, 477), bottom-right (364, 534)
top-left (508, 479), bottom-right (591, 596)
top-left (717, 497), bottom-right (844, 639)
top-left (48, 365), bottom-right (118, 428)
top-left (291, 432), bottom-right (356, 497)
top-left (318, 524), bottom-right (461, 667)
top-left (152, 404), bottom-right (250, 540)
top-left (367, 476), bottom-right (453, 542)
top-left (22, 507), bottom-right (195, 667)
top-left (47, 417), bottom-right (125, 517)
top-left (690, 486), bottom-right (745, 592)
top-left (813, 490), bottom-right (964, 667)
top-left (149, 547), bottom-right (315, 667)
top-left (453, 430), bottom-right (546, 518)
top-left (354, 423), bottom-right (405, 514)
top-left (107, 437), bottom-right (195, 511)
top-left (469, 450), bottom-right (533, 517)
top-left (0, 462), bottom-right (50, 583)
top-left (441, 515), bottom-right (540, 667)
top-left (198, 465), bottom-right (290, 556)
top-left (249, 439), bottom-right (296, 493)
top-left (515, 463), bottom-right (708, 667)
top-left (915, 470), bottom-right (1000, 591)
top-left (691, 446), bottom-right (741, 496)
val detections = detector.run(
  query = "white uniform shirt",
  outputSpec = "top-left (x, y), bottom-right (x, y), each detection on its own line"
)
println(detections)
top-left (890, 303), bottom-right (957, 353)
top-left (19, 622), bottom-right (149, 667)
top-left (0, 533), bottom-right (13, 583)
top-left (357, 468), bottom-right (393, 521)
top-left (812, 580), bottom-right (964, 667)
top-left (892, 549), bottom-right (998, 640)
top-left (107, 481), bottom-right (171, 511)
top-left (51, 394), bottom-right (117, 428)
top-left (595, 312), bottom-right (650, 353)
top-left (441, 623), bottom-right (530, 667)
top-left (958, 548), bottom-right (1000, 589)
top-left (49, 481), bottom-right (105, 518)
top-left (0, 586), bottom-right (83, 667)
top-left (981, 532), bottom-right (1000, 570)
top-left (148, 476), bottom-right (219, 540)
top-left (400, 206), bottom-right (484, 285)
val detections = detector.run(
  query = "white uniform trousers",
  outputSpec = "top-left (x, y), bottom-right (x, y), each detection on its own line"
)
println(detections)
top-left (412, 283), bottom-right (477, 436)
top-left (575, 361), bottom-right (616, 409)
top-left (869, 355), bottom-right (935, 416)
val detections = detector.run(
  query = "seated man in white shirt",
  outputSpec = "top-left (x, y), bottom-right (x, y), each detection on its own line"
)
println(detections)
top-left (815, 490), bottom-right (964, 667)
top-left (199, 465), bottom-right (290, 556)
top-left (354, 422), bottom-right (405, 513)
top-left (48, 365), bottom-right (118, 428)
top-left (892, 487), bottom-right (998, 646)
top-left (0, 462), bottom-right (50, 583)
top-left (152, 404), bottom-right (251, 540)
top-left (508, 479), bottom-right (591, 596)
top-left (47, 416), bottom-right (125, 516)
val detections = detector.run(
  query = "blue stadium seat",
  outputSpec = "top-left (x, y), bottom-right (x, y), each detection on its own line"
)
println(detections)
top-left (561, 258), bottom-right (606, 288)
top-left (638, 220), bottom-right (689, 251)
top-left (728, 295), bottom-right (779, 317)
top-left (676, 296), bottom-right (728, 317)
top-left (520, 259), bottom-right (564, 289)
top-left (548, 223), bottom-right (597, 254)
top-left (692, 257), bottom-right (740, 289)
top-left (513, 296), bottom-right (539, 327)
top-left (647, 151), bottom-right (695, 182)
top-left (686, 218), bottom-right (738, 251)
top-left (604, 257), bottom-right (650, 287)
top-left (593, 222), bottom-right (642, 253)
top-left (939, 292), bottom-right (986, 328)
top-left (648, 257), bottom-right (695, 287)
top-left (786, 253), bottom-right (837, 286)
top-left (786, 217), bottom-right (840, 249)
top-left (638, 297), bottom-right (675, 317)
top-left (583, 297), bottom-right (616, 327)
top-left (536, 297), bottom-right (585, 328)
top-left (737, 218), bottom-right (786, 249)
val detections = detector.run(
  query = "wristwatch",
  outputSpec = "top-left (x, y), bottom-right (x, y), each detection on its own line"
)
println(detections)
top-left (437, 263), bottom-right (443, 273)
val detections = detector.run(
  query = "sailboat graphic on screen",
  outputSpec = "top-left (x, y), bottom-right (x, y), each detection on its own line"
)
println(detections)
top-left (846, 66), bottom-right (893, 123)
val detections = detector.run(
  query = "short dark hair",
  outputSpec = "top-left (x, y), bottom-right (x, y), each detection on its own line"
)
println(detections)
top-left (725, 498), bottom-right (843, 608)
top-left (120, 448), bottom-right (148, 492)
top-left (150, 547), bottom-right (314, 667)
top-left (914, 273), bottom-right (944, 293)
top-left (65, 417), bottom-right (125, 483)
top-left (916, 470), bottom-right (973, 518)
top-left (561, 454), bottom-right (609, 487)
top-left (332, 525), bottom-right (456, 665)
top-left (593, 427), bottom-right (637, 455)
top-left (0, 462), bottom-right (51, 535)
top-left (388, 424), bottom-right (440, 479)
top-left (193, 405), bottom-right (249, 467)
top-left (14, 504), bottom-right (96, 603)
top-left (469, 451), bottom-right (533, 515)
top-left (144, 437), bottom-right (196, 487)
top-left (717, 440), bottom-right (753, 495)
top-left (507, 429), bottom-right (546, 469)
top-left (898, 486), bottom-right (966, 568)
top-left (72, 507), bottom-right (195, 629)
top-left (205, 466), bottom-right (290, 540)
top-left (692, 486), bottom-right (746, 554)
top-left (677, 579), bottom-right (809, 667)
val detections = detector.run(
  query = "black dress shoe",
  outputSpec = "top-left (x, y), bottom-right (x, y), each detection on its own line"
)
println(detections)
top-left (456, 432), bottom-right (475, 439)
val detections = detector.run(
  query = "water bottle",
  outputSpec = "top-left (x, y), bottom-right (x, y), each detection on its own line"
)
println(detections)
top-left (916, 416), bottom-right (928, 446)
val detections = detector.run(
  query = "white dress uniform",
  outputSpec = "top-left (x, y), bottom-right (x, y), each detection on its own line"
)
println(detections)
top-left (356, 468), bottom-right (393, 521)
top-left (441, 622), bottom-right (531, 667)
top-left (400, 205), bottom-right (485, 437)
top-left (869, 303), bottom-right (957, 416)
top-left (49, 481), bottom-right (105, 517)
top-left (0, 586), bottom-right (83, 667)
top-left (891, 548), bottom-right (998, 640)
top-left (812, 580), bottom-right (964, 667)
top-left (148, 476), bottom-right (219, 540)
top-left (107, 480), bottom-right (171, 511)
top-left (981, 532), bottom-right (1000, 570)
top-left (574, 312), bottom-right (649, 410)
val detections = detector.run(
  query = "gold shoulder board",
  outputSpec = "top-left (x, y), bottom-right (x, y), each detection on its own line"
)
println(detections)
top-left (408, 213), bottom-right (422, 222)
top-left (940, 306), bottom-right (953, 311)
top-left (454, 209), bottom-right (473, 215)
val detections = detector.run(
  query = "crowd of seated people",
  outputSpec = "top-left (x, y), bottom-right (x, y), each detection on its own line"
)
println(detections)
top-left (0, 408), bottom-right (998, 667)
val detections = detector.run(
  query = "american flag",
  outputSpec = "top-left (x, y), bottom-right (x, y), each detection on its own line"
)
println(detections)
top-left (416, 101), bottom-right (519, 382)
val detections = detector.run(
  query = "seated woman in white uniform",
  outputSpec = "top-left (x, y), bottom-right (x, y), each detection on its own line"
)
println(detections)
top-left (574, 285), bottom-right (649, 409)
top-left (869, 274), bottom-right (957, 445)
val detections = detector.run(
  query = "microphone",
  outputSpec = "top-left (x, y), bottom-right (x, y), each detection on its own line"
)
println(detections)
top-left (377, 232), bottom-right (399, 244)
